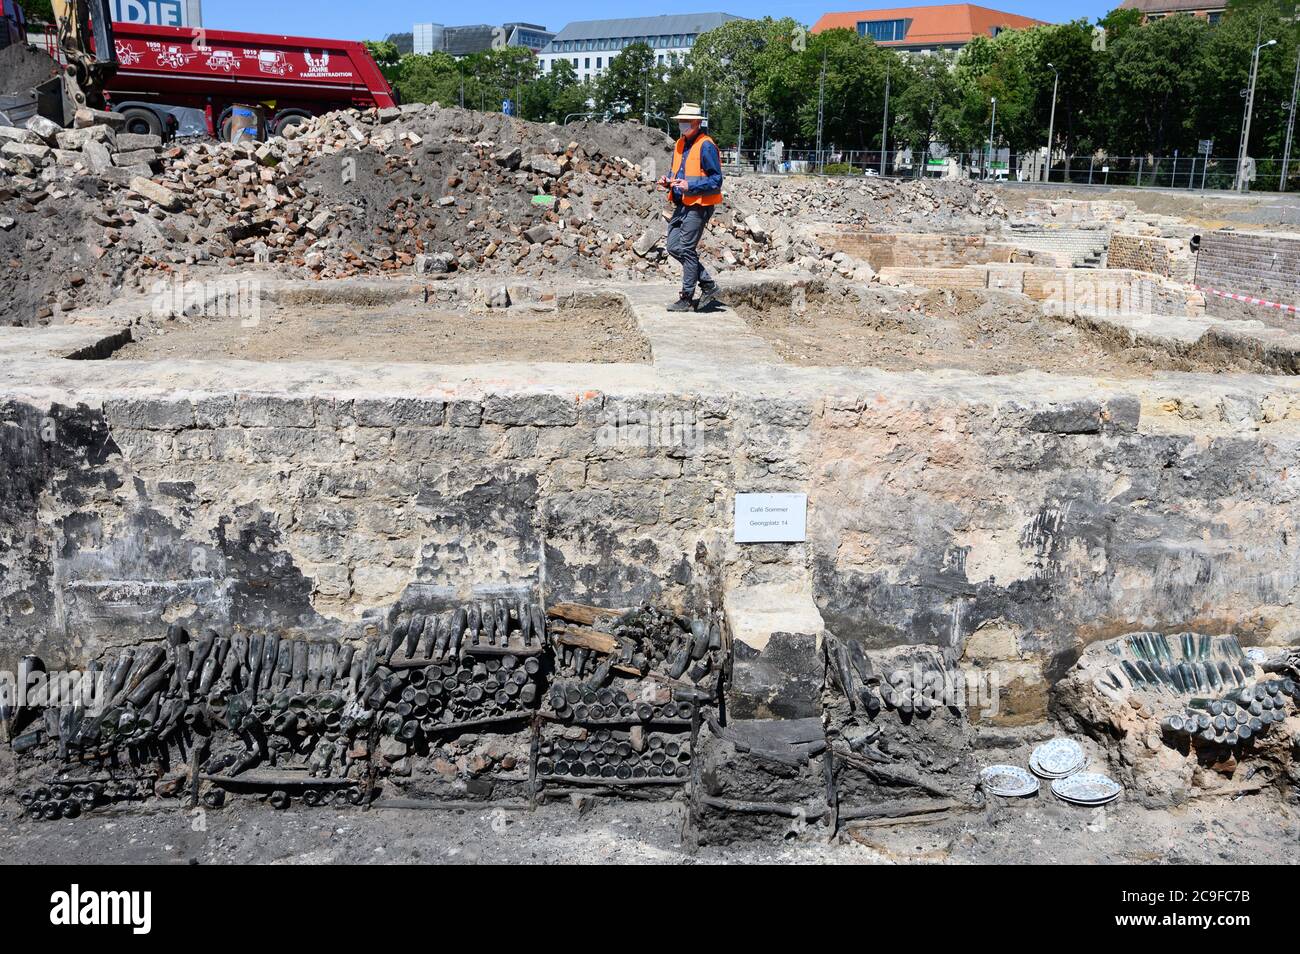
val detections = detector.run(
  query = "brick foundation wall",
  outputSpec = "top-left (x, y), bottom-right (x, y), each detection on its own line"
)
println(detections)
top-left (1196, 230), bottom-right (1300, 325)
top-left (1108, 233), bottom-right (1175, 278)
top-left (877, 265), bottom-right (1204, 316)
top-left (819, 233), bottom-right (1018, 270)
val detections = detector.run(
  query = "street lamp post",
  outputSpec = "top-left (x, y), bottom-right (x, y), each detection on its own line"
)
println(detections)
top-left (1236, 37), bottom-right (1277, 192)
top-left (739, 87), bottom-right (748, 169)
top-left (880, 64), bottom-right (890, 177)
top-left (1281, 45), bottom-right (1300, 193)
top-left (987, 96), bottom-right (997, 180)
top-left (815, 51), bottom-right (827, 173)
top-left (1044, 62), bottom-right (1059, 183)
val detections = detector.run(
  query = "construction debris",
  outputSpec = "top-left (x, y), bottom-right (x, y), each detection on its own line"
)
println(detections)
top-left (0, 102), bottom-right (1014, 327)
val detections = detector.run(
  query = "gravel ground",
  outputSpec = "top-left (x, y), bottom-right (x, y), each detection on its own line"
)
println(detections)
top-left (2, 791), bottom-right (1293, 865)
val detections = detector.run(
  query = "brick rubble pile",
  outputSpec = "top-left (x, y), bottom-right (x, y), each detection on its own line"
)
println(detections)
top-left (1, 102), bottom-right (1011, 326)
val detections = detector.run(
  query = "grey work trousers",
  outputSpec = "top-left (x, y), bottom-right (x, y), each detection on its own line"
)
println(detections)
top-left (665, 203), bottom-right (716, 296)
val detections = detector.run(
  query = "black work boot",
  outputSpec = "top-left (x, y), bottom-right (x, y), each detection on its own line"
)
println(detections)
top-left (696, 281), bottom-right (722, 311)
top-left (666, 292), bottom-right (695, 312)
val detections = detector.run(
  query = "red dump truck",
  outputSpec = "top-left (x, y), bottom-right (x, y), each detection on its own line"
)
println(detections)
top-left (101, 22), bottom-right (397, 139)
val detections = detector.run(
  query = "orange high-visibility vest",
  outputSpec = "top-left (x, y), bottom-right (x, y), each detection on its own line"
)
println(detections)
top-left (669, 133), bottom-right (723, 207)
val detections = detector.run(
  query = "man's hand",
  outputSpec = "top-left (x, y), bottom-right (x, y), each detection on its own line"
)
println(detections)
top-left (670, 177), bottom-right (690, 191)
top-left (657, 175), bottom-right (670, 189)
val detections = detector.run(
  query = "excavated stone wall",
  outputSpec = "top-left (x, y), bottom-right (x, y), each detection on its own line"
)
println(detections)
top-left (5, 371), bottom-right (1300, 704)
top-left (816, 232), bottom-right (1024, 270)
top-left (807, 387), bottom-right (1300, 721)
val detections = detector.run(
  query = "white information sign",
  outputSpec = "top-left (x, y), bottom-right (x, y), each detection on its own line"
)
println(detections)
top-left (734, 493), bottom-right (807, 543)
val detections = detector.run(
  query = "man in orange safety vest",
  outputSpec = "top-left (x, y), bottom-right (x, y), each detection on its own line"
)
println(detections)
top-left (657, 102), bottom-right (724, 313)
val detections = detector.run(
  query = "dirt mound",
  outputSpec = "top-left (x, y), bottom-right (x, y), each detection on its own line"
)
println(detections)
top-left (0, 177), bottom-right (127, 326)
top-left (729, 174), bottom-right (1009, 237)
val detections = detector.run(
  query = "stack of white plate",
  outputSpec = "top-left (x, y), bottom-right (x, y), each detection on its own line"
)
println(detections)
top-left (1051, 772), bottom-right (1122, 806)
top-left (1029, 738), bottom-right (1085, 779)
top-left (979, 764), bottom-right (1039, 798)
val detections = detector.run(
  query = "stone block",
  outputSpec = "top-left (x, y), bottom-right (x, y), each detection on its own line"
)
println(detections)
top-left (483, 393), bottom-right (577, 427)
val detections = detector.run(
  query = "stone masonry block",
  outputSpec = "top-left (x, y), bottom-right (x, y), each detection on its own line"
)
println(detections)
top-left (483, 393), bottom-right (578, 427)
top-left (105, 397), bottom-right (195, 430)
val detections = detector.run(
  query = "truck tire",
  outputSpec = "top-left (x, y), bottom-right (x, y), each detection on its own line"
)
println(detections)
top-left (217, 105), bottom-right (235, 141)
top-left (121, 107), bottom-right (164, 138)
top-left (273, 112), bottom-right (308, 137)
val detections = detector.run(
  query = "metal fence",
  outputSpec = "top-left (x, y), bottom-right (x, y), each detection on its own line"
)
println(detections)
top-left (720, 148), bottom-right (1296, 193)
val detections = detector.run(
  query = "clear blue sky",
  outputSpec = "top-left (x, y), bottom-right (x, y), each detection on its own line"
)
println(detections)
top-left (199, 1), bottom-right (1122, 42)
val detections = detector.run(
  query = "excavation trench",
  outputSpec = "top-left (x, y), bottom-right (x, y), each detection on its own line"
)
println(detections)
top-left (1, 273), bottom-right (1299, 846)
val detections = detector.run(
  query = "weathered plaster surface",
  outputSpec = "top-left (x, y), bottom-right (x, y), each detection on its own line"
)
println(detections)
top-left (3, 274), bottom-right (1300, 678)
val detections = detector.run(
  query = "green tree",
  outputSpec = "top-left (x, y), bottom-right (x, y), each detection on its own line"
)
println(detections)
top-left (593, 41), bottom-right (656, 120)
top-left (365, 41), bottom-right (400, 69)
top-left (524, 58), bottom-right (591, 125)
top-left (765, 27), bottom-right (892, 152)
top-left (1034, 20), bottom-right (1104, 158)
top-left (892, 50), bottom-right (960, 153)
top-left (393, 52), bottom-right (465, 107)
top-left (689, 18), bottom-right (771, 148)
top-left (1100, 13), bottom-right (1208, 155)
top-left (22, 0), bottom-right (55, 24)
top-left (1196, 2), bottom-right (1300, 160)
top-left (471, 46), bottom-right (539, 116)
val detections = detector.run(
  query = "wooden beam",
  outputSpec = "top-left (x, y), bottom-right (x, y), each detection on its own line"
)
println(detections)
top-left (547, 602), bottom-right (627, 626)
top-left (550, 624), bottom-right (619, 654)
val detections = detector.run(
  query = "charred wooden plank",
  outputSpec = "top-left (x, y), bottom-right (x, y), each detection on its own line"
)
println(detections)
top-left (547, 603), bottom-right (627, 626)
top-left (551, 624), bottom-right (619, 654)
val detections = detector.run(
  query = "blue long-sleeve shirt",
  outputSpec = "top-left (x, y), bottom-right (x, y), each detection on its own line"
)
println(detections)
top-left (671, 134), bottom-right (723, 203)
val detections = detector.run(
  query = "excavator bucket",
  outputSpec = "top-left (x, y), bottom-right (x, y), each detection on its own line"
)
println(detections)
top-left (49, 0), bottom-right (119, 118)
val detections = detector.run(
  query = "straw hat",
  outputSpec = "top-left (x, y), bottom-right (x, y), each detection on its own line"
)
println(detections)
top-left (671, 102), bottom-right (705, 121)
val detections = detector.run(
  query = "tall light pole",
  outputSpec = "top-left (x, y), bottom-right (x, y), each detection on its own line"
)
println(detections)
top-left (880, 64), bottom-right (891, 177)
top-left (739, 87), bottom-right (747, 167)
top-left (1281, 45), bottom-right (1300, 193)
top-left (643, 64), bottom-right (650, 127)
top-left (987, 96), bottom-right (997, 180)
top-left (1044, 62), bottom-right (1059, 183)
top-left (815, 51), bottom-right (827, 173)
top-left (1236, 36), bottom-right (1277, 192)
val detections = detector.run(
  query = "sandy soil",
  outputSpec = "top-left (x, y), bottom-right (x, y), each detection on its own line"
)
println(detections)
top-left (735, 288), bottom-right (1274, 376)
top-left (0, 791), bottom-right (1291, 865)
top-left (110, 303), bottom-right (652, 364)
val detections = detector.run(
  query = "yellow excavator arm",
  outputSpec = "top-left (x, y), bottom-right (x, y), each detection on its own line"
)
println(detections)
top-left (49, 0), bottom-right (117, 112)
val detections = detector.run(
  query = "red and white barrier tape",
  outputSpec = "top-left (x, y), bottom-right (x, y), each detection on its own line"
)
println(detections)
top-left (1195, 285), bottom-right (1300, 314)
